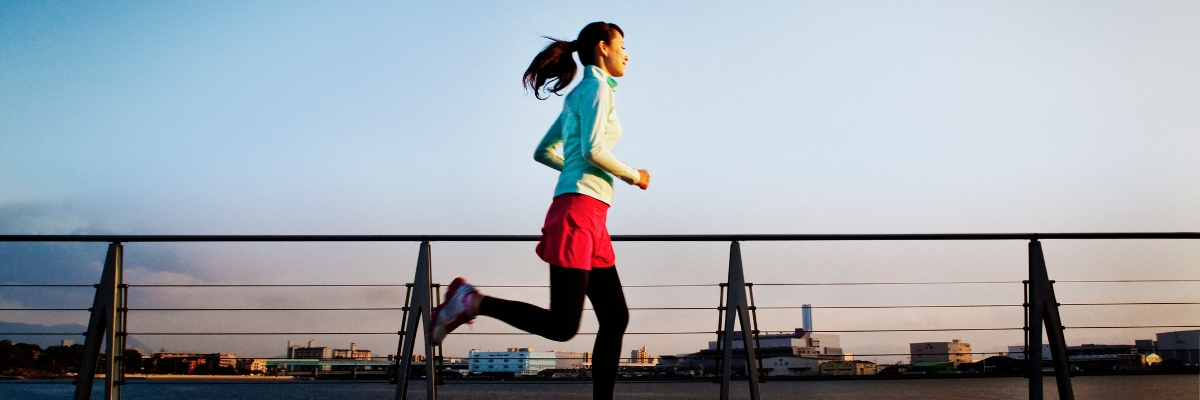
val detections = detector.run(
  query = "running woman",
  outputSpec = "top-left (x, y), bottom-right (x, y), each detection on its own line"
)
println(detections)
top-left (429, 21), bottom-right (648, 399)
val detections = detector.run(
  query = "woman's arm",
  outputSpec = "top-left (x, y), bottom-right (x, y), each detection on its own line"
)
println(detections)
top-left (533, 115), bottom-right (565, 171)
top-left (579, 84), bottom-right (641, 185)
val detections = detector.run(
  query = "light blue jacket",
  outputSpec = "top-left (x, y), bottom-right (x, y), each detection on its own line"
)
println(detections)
top-left (533, 65), bottom-right (640, 205)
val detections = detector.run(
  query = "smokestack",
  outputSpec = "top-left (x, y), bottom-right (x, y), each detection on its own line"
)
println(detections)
top-left (802, 304), bottom-right (813, 332)
top-left (309, 340), bottom-right (316, 348)
top-left (351, 343), bottom-right (357, 353)
top-left (288, 340), bottom-right (294, 348)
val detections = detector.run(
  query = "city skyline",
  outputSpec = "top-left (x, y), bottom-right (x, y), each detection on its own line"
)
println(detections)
top-left (9, 322), bottom-right (1187, 369)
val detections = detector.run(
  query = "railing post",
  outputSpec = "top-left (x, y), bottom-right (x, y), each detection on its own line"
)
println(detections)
top-left (395, 241), bottom-right (439, 400)
top-left (74, 242), bottom-right (125, 400)
top-left (1027, 239), bottom-right (1074, 400)
top-left (719, 241), bottom-right (761, 400)
top-left (1027, 253), bottom-right (1042, 400)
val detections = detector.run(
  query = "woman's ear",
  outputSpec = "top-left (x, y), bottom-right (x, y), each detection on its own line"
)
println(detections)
top-left (596, 40), bottom-right (610, 58)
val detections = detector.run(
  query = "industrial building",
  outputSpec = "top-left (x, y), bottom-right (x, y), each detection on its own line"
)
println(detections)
top-left (1004, 333), bottom-right (1200, 371)
top-left (910, 339), bottom-right (973, 364)
top-left (553, 350), bottom-right (591, 370)
top-left (1157, 330), bottom-right (1199, 365)
top-left (285, 340), bottom-right (375, 372)
top-left (286, 340), bottom-right (372, 360)
top-left (666, 328), bottom-right (849, 377)
top-left (1005, 344), bottom-right (1051, 360)
top-left (819, 360), bottom-right (877, 376)
top-left (707, 328), bottom-right (843, 356)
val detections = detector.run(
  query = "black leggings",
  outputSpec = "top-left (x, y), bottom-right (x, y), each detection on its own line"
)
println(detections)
top-left (478, 265), bottom-right (629, 399)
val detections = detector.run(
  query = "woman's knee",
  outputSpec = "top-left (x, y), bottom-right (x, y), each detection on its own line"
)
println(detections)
top-left (545, 320), bottom-right (581, 342)
top-left (600, 307), bottom-right (629, 332)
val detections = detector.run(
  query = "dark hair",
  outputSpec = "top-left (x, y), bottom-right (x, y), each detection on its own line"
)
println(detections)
top-left (523, 22), bottom-right (623, 100)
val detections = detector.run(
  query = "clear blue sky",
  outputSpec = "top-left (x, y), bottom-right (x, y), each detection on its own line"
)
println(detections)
top-left (2, 1), bottom-right (1197, 361)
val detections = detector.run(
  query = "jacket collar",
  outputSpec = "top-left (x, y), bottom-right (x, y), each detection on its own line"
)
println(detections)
top-left (584, 65), bottom-right (618, 90)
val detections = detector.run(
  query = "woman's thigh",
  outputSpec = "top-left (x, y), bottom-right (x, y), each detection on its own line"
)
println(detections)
top-left (586, 266), bottom-right (628, 326)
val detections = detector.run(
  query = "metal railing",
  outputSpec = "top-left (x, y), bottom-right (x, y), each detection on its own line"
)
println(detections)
top-left (1, 232), bottom-right (1198, 400)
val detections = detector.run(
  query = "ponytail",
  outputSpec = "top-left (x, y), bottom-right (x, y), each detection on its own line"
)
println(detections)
top-left (523, 22), bottom-right (624, 100)
top-left (523, 39), bottom-right (576, 100)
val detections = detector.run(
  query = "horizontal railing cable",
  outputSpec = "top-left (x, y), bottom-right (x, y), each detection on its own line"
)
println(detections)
top-left (16, 302), bottom-right (1190, 312)
top-left (11, 302), bottom-right (1195, 312)
top-left (128, 284), bottom-right (407, 287)
top-left (7, 352), bottom-right (1200, 363)
top-left (8, 280), bottom-right (1188, 289)
top-left (753, 281), bottom-right (1021, 286)
top-left (1054, 279), bottom-right (1200, 283)
top-left (1060, 302), bottom-right (1200, 306)
top-left (3, 280), bottom-right (1186, 289)
top-left (1057, 325), bottom-right (1200, 330)
top-left (120, 305), bottom-right (1024, 311)
top-left (129, 307), bottom-right (406, 311)
top-left (122, 306), bottom-right (716, 311)
top-left (7, 302), bottom-right (1190, 312)
top-left (0, 308), bottom-right (89, 311)
top-left (9, 323), bottom-right (1195, 338)
top-left (121, 331), bottom-right (716, 336)
top-left (122, 283), bottom-right (716, 288)
top-left (3, 232), bottom-right (1198, 242)
top-left (475, 284), bottom-right (720, 288)
top-left (0, 284), bottom-right (95, 287)
top-left (754, 304), bottom-right (1021, 309)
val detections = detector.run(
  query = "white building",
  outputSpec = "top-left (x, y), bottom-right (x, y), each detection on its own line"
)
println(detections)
top-left (468, 348), bottom-right (557, 377)
top-left (1006, 344), bottom-right (1051, 360)
top-left (764, 356), bottom-right (821, 376)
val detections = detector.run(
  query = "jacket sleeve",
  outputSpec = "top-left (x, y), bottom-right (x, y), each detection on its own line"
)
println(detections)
top-left (533, 113), bottom-right (565, 171)
top-left (578, 83), bottom-right (641, 185)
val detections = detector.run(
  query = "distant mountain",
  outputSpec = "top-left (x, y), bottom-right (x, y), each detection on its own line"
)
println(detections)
top-left (0, 321), bottom-right (150, 353)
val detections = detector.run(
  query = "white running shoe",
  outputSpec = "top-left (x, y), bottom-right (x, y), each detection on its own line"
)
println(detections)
top-left (429, 277), bottom-right (478, 345)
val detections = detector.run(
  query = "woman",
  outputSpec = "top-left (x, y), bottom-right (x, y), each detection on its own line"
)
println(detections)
top-left (429, 21), bottom-right (648, 399)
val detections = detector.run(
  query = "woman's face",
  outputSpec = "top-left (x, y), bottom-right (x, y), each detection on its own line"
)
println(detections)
top-left (599, 34), bottom-right (627, 77)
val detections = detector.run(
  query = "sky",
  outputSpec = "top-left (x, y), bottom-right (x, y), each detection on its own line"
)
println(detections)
top-left (1, 1), bottom-right (1198, 363)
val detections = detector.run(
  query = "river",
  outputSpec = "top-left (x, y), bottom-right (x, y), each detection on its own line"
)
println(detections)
top-left (2, 374), bottom-right (1196, 399)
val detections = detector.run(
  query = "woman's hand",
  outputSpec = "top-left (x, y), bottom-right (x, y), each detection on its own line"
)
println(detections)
top-left (636, 170), bottom-right (650, 190)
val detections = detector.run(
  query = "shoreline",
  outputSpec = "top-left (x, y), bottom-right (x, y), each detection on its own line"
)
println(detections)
top-left (125, 374), bottom-right (299, 380)
top-left (5, 369), bottom-right (1195, 384)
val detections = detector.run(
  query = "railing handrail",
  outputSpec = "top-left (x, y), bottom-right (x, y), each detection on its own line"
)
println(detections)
top-left (2, 232), bottom-right (1198, 242)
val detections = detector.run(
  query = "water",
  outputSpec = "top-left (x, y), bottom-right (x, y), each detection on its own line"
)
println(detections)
top-left (2, 375), bottom-right (1196, 400)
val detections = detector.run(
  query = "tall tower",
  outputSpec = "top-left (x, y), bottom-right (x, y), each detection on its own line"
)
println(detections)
top-left (802, 304), bottom-right (813, 332)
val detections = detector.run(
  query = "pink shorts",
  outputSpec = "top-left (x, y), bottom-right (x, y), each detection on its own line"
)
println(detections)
top-left (535, 193), bottom-right (615, 270)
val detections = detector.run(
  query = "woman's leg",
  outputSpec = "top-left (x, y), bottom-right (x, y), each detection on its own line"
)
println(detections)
top-left (587, 265), bottom-right (629, 400)
top-left (476, 265), bottom-right (588, 342)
